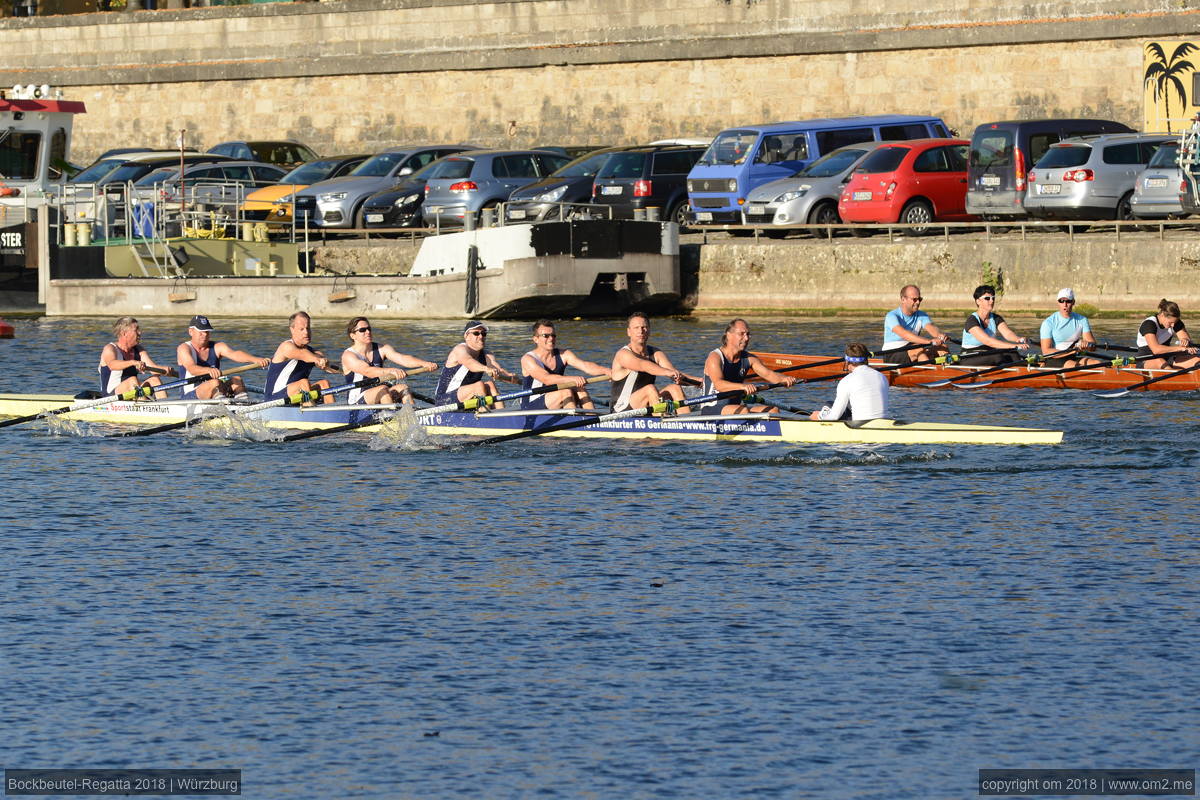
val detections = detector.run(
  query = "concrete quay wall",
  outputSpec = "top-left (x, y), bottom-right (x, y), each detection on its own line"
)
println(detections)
top-left (693, 238), bottom-right (1200, 316)
top-left (0, 0), bottom-right (1192, 161)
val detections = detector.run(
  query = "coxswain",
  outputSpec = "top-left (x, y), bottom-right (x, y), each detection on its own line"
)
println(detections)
top-left (1039, 288), bottom-right (1101, 367)
top-left (1136, 298), bottom-right (1200, 370)
top-left (700, 318), bottom-right (796, 414)
top-left (176, 315), bottom-right (269, 400)
top-left (610, 312), bottom-right (700, 413)
top-left (98, 316), bottom-right (176, 399)
top-left (881, 284), bottom-right (949, 364)
top-left (434, 321), bottom-right (517, 407)
top-left (265, 311), bottom-right (339, 403)
top-left (810, 342), bottom-right (889, 421)
top-left (961, 284), bottom-right (1029, 365)
top-left (519, 319), bottom-right (611, 409)
top-left (341, 316), bottom-right (437, 405)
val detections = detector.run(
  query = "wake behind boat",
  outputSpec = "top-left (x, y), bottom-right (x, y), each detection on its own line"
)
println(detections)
top-left (0, 393), bottom-right (1063, 445)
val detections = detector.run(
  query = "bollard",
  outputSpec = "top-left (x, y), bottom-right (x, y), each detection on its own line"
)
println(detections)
top-left (77, 224), bottom-right (92, 246)
top-left (645, 207), bottom-right (660, 221)
top-left (464, 211), bottom-right (476, 231)
top-left (633, 208), bottom-right (646, 220)
top-left (480, 207), bottom-right (495, 228)
top-left (64, 224), bottom-right (77, 247)
top-left (241, 223), bottom-right (253, 242)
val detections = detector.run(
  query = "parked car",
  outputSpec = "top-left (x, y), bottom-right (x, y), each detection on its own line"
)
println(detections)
top-left (1024, 133), bottom-right (1174, 220)
top-left (838, 138), bottom-right (974, 233)
top-left (240, 154), bottom-right (368, 223)
top-left (68, 150), bottom-right (200, 184)
top-left (359, 159), bottom-right (447, 229)
top-left (504, 146), bottom-right (627, 222)
top-left (294, 145), bottom-right (473, 229)
top-left (422, 149), bottom-right (572, 227)
top-left (687, 115), bottom-right (950, 224)
top-left (206, 140), bottom-right (319, 169)
top-left (93, 152), bottom-right (236, 187)
top-left (131, 160), bottom-right (289, 210)
top-left (590, 144), bottom-right (704, 224)
top-left (533, 145), bottom-right (608, 159)
top-left (742, 141), bottom-right (889, 235)
top-left (1129, 143), bottom-right (1186, 220)
top-left (966, 118), bottom-right (1134, 221)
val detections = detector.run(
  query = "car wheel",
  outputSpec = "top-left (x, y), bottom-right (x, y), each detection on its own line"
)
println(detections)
top-left (807, 201), bottom-right (840, 238)
top-left (1116, 192), bottom-right (1135, 221)
top-left (899, 199), bottom-right (934, 235)
top-left (667, 201), bottom-right (689, 228)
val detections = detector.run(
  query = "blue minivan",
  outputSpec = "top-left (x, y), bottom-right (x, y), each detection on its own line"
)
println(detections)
top-left (686, 115), bottom-right (950, 225)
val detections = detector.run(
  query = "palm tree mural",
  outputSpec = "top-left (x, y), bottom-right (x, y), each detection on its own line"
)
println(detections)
top-left (1145, 42), bottom-right (1198, 132)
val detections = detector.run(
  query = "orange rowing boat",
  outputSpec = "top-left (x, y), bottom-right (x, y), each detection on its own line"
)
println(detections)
top-left (752, 352), bottom-right (1200, 391)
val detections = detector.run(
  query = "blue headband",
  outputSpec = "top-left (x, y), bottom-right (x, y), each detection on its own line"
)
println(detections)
top-left (845, 356), bottom-right (867, 364)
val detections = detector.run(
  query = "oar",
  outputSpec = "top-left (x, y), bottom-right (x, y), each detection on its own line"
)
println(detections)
top-left (920, 345), bottom-right (1077, 388)
top-left (470, 383), bottom-right (787, 446)
top-left (0, 363), bottom-right (260, 430)
top-left (1095, 359), bottom-right (1200, 398)
top-left (958, 353), bottom-right (1159, 390)
top-left (112, 376), bottom-right (382, 438)
top-left (279, 375), bottom-right (610, 442)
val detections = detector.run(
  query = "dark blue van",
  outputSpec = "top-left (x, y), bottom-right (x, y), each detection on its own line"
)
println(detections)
top-left (686, 115), bottom-right (950, 225)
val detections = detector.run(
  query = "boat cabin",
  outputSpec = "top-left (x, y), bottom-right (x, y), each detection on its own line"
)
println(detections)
top-left (0, 84), bottom-right (86, 208)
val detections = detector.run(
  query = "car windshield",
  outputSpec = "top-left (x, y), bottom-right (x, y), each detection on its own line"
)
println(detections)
top-left (971, 131), bottom-right (1014, 168)
top-left (697, 131), bottom-right (758, 166)
top-left (69, 159), bottom-right (123, 184)
top-left (597, 153), bottom-right (647, 179)
top-left (1035, 145), bottom-right (1091, 169)
top-left (796, 148), bottom-right (869, 178)
top-left (352, 152), bottom-right (410, 177)
top-left (249, 142), bottom-right (317, 164)
top-left (280, 159), bottom-right (346, 184)
top-left (133, 167), bottom-right (177, 187)
top-left (856, 146), bottom-right (909, 173)
top-left (554, 151), bottom-right (614, 178)
top-left (1147, 144), bottom-right (1179, 169)
top-left (98, 163), bottom-right (161, 184)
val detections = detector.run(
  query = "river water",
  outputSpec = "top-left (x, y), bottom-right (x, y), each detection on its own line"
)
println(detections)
top-left (1, 315), bottom-right (1196, 799)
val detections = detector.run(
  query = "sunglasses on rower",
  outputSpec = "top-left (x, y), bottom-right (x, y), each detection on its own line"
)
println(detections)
top-left (353, 326), bottom-right (371, 333)
top-left (978, 295), bottom-right (995, 302)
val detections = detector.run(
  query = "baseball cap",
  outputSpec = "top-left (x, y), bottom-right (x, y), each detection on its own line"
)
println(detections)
top-left (1056, 288), bottom-right (1075, 302)
top-left (189, 315), bottom-right (214, 331)
top-left (463, 320), bottom-right (488, 334)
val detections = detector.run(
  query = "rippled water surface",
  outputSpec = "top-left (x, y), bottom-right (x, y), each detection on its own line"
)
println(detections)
top-left (1, 315), bottom-right (1196, 798)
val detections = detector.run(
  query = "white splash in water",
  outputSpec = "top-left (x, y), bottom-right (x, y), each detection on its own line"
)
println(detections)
top-left (369, 405), bottom-right (438, 451)
top-left (182, 408), bottom-right (285, 442)
top-left (41, 415), bottom-right (100, 437)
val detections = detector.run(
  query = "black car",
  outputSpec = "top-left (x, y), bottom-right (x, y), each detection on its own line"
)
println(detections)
top-left (504, 146), bottom-right (624, 222)
top-left (589, 144), bottom-right (704, 225)
top-left (206, 140), bottom-right (319, 169)
top-left (359, 159), bottom-right (447, 229)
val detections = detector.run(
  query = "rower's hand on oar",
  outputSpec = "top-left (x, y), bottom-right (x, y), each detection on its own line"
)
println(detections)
top-left (253, 358), bottom-right (270, 369)
top-left (387, 368), bottom-right (408, 381)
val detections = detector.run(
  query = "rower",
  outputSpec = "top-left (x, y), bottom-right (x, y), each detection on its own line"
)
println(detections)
top-left (176, 315), bottom-right (269, 401)
top-left (341, 316), bottom-right (437, 405)
top-left (519, 319), bottom-right (611, 409)
top-left (98, 316), bottom-right (176, 399)
top-left (611, 311), bottom-right (699, 413)
top-left (1039, 288), bottom-right (1101, 367)
top-left (810, 342), bottom-right (889, 421)
top-left (700, 318), bottom-right (796, 414)
top-left (1136, 298), bottom-right (1200, 370)
top-left (962, 284), bottom-right (1029, 365)
top-left (265, 311), bottom-right (339, 404)
top-left (434, 320), bottom-right (517, 407)
top-left (881, 284), bottom-right (949, 364)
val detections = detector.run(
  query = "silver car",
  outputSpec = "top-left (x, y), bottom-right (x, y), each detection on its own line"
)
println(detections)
top-left (294, 145), bottom-right (472, 229)
top-left (741, 141), bottom-right (886, 234)
top-left (422, 149), bottom-right (571, 227)
top-left (1130, 142), bottom-right (1185, 219)
top-left (1024, 133), bottom-right (1174, 220)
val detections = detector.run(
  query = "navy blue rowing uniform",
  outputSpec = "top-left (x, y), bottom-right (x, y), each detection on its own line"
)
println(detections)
top-left (179, 343), bottom-right (221, 399)
top-left (343, 343), bottom-right (382, 404)
top-left (520, 348), bottom-right (566, 409)
top-left (435, 358), bottom-right (487, 404)
top-left (700, 347), bottom-right (751, 411)
top-left (98, 343), bottom-right (146, 394)
top-left (265, 344), bottom-right (318, 400)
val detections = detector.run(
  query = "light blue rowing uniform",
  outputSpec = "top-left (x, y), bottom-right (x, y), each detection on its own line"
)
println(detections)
top-left (521, 349), bottom-right (565, 410)
top-left (179, 343), bottom-right (220, 399)
top-left (1039, 311), bottom-right (1091, 349)
top-left (961, 312), bottom-right (1005, 349)
top-left (882, 307), bottom-right (932, 352)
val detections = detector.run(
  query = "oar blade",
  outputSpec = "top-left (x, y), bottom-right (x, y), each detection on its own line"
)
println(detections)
top-left (918, 378), bottom-right (955, 389)
top-left (952, 380), bottom-right (993, 389)
top-left (1094, 388), bottom-right (1131, 399)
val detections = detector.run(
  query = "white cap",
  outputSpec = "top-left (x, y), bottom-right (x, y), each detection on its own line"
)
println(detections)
top-left (1056, 288), bottom-right (1075, 302)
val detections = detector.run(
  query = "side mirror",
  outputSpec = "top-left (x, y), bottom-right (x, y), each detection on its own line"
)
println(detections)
top-left (398, 167), bottom-right (414, 177)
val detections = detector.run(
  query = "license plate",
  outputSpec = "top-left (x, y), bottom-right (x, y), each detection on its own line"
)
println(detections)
top-left (508, 209), bottom-right (527, 219)
top-left (365, 213), bottom-right (383, 223)
top-left (981, 174), bottom-right (1001, 187)
top-left (427, 205), bottom-right (443, 213)
top-left (748, 204), bottom-right (767, 215)
top-left (601, 185), bottom-right (623, 195)
top-left (852, 191), bottom-right (872, 201)
top-left (1038, 184), bottom-right (1061, 195)
top-left (1146, 177), bottom-right (1168, 188)
top-left (696, 212), bottom-right (713, 222)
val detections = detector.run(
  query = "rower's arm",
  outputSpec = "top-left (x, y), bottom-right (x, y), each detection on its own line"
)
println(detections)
top-left (485, 352), bottom-right (518, 383)
top-left (968, 324), bottom-right (1020, 350)
top-left (521, 352), bottom-right (574, 387)
top-left (379, 345), bottom-right (437, 373)
top-left (102, 343), bottom-right (140, 372)
top-left (652, 350), bottom-right (701, 385)
top-left (819, 377), bottom-right (852, 421)
top-left (177, 342), bottom-right (220, 378)
top-left (995, 321), bottom-right (1029, 348)
top-left (275, 340), bottom-right (331, 370)
top-left (746, 355), bottom-right (796, 388)
top-left (215, 342), bottom-right (270, 369)
top-left (341, 349), bottom-right (396, 380)
top-left (561, 349), bottom-right (612, 378)
top-left (139, 350), bottom-right (177, 377)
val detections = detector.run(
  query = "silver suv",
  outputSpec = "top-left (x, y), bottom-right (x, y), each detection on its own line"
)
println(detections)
top-left (1130, 143), bottom-right (1184, 219)
top-left (1024, 133), bottom-right (1174, 220)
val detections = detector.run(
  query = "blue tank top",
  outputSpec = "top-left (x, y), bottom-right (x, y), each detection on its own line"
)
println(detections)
top-left (179, 343), bottom-right (221, 399)
top-left (521, 349), bottom-right (565, 409)
top-left (265, 343), bottom-right (317, 400)
top-left (700, 348), bottom-right (751, 410)
top-left (435, 349), bottom-right (488, 403)
top-left (343, 343), bottom-right (382, 404)
top-left (98, 343), bottom-right (144, 394)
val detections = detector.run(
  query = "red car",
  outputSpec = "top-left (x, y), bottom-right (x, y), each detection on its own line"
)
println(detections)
top-left (838, 138), bottom-right (977, 232)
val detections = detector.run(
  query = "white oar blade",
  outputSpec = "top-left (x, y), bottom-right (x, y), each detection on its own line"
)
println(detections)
top-left (952, 380), bottom-right (993, 390)
top-left (919, 379), bottom-right (955, 389)
top-left (1095, 389), bottom-right (1131, 399)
